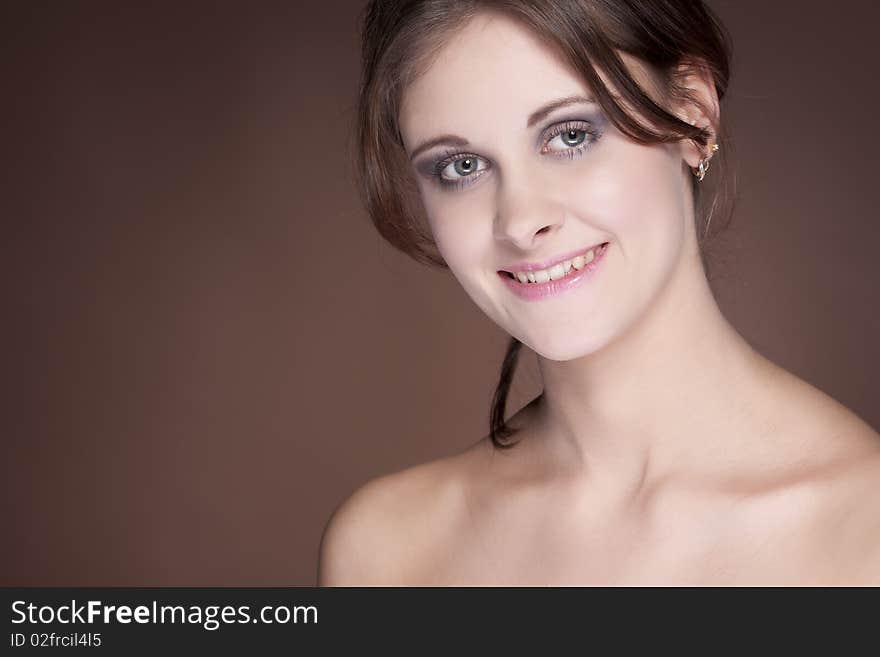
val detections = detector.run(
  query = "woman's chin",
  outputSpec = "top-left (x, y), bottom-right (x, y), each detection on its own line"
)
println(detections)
top-left (516, 331), bottom-right (611, 363)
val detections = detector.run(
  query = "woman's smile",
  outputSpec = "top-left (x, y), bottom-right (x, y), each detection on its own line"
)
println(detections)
top-left (498, 241), bottom-right (610, 301)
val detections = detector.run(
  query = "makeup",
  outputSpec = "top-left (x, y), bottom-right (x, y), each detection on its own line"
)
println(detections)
top-left (498, 242), bottom-right (609, 301)
top-left (413, 112), bottom-right (606, 189)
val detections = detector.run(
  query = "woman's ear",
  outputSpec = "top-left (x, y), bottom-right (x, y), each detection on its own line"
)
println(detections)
top-left (671, 58), bottom-right (721, 169)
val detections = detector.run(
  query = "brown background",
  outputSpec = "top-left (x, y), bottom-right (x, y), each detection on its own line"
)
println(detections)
top-left (3, 1), bottom-right (878, 585)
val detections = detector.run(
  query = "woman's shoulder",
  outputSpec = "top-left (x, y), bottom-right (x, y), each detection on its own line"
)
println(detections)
top-left (801, 437), bottom-right (880, 583)
top-left (775, 374), bottom-right (880, 581)
top-left (317, 438), bottom-right (492, 586)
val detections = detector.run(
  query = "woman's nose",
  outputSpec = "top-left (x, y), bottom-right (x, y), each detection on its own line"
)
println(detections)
top-left (492, 174), bottom-right (565, 250)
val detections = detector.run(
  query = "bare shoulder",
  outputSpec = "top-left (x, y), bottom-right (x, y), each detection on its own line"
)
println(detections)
top-left (758, 362), bottom-right (880, 582)
top-left (797, 399), bottom-right (880, 583)
top-left (317, 439), bottom-right (492, 586)
top-left (809, 444), bottom-right (880, 584)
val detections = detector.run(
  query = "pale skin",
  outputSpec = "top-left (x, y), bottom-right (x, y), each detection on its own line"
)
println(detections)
top-left (318, 11), bottom-right (880, 585)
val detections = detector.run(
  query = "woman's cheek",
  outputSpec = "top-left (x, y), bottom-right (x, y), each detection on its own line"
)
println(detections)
top-left (424, 192), bottom-right (493, 273)
top-left (576, 145), bottom-right (681, 257)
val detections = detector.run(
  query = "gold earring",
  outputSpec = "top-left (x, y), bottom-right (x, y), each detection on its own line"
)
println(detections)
top-left (694, 143), bottom-right (720, 182)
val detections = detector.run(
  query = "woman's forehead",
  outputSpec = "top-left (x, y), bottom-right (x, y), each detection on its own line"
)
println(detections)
top-left (399, 12), bottom-right (592, 143)
top-left (398, 11), bottom-right (653, 148)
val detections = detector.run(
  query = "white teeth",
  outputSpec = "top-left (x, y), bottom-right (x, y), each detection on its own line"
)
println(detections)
top-left (548, 263), bottom-right (566, 281)
top-left (509, 244), bottom-right (605, 284)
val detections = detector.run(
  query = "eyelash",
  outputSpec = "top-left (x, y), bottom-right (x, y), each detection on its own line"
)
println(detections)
top-left (430, 119), bottom-right (603, 191)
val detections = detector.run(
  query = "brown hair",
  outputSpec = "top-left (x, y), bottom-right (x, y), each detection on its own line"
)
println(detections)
top-left (356, 0), bottom-right (734, 449)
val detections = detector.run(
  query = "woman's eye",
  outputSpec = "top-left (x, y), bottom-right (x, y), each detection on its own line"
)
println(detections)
top-left (439, 156), bottom-right (487, 181)
top-left (428, 121), bottom-right (599, 190)
top-left (544, 128), bottom-right (589, 153)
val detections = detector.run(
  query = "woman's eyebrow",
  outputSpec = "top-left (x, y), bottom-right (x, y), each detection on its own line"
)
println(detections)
top-left (527, 95), bottom-right (597, 128)
top-left (409, 135), bottom-right (469, 162)
top-left (407, 95), bottom-right (596, 161)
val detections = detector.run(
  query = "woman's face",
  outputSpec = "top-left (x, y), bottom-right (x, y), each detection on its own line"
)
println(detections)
top-left (398, 12), bottom-right (698, 361)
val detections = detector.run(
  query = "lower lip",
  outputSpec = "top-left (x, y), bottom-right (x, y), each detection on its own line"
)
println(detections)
top-left (499, 243), bottom-right (609, 301)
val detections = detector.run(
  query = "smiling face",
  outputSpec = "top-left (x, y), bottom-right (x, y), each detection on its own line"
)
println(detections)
top-left (398, 11), bottom-right (702, 361)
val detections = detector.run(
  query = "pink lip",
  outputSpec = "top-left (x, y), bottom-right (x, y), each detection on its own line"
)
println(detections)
top-left (499, 242), bottom-right (607, 273)
top-left (498, 242), bottom-right (610, 301)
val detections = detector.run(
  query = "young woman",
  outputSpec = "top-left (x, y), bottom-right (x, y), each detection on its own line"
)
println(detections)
top-left (318, 0), bottom-right (880, 585)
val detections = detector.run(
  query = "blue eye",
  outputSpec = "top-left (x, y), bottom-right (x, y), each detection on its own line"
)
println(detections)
top-left (561, 129), bottom-right (587, 147)
top-left (541, 121), bottom-right (600, 156)
top-left (427, 119), bottom-right (602, 190)
top-left (436, 154), bottom-right (489, 188)
top-left (452, 157), bottom-right (479, 176)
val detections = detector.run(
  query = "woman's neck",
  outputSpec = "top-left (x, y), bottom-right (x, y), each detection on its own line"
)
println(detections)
top-left (533, 239), bottom-right (776, 502)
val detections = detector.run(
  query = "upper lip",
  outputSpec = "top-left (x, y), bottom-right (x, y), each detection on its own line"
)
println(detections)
top-left (498, 242), bottom-right (608, 273)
